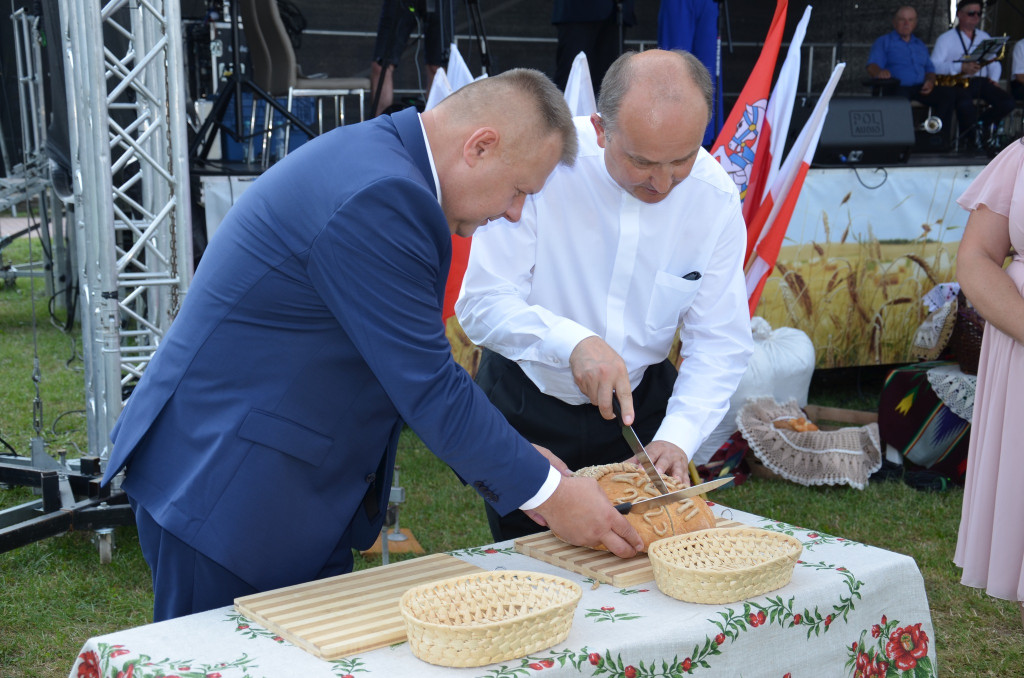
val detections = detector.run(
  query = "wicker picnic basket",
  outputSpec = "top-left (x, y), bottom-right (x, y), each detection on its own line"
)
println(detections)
top-left (648, 527), bottom-right (803, 605)
top-left (399, 570), bottom-right (582, 667)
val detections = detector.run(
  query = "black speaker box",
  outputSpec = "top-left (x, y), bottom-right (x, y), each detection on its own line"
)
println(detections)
top-left (813, 96), bottom-right (915, 166)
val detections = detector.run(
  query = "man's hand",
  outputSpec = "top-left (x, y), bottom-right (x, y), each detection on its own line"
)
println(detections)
top-left (920, 78), bottom-right (934, 95)
top-left (626, 440), bottom-right (691, 486)
top-left (530, 476), bottom-right (643, 557)
top-left (570, 336), bottom-right (634, 424)
top-left (961, 61), bottom-right (982, 76)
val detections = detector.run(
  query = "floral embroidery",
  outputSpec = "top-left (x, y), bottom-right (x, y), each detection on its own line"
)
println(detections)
top-left (70, 643), bottom-right (258, 678)
top-left (847, 616), bottom-right (935, 677)
top-left (225, 611), bottom-right (287, 643)
top-left (449, 544), bottom-right (518, 557)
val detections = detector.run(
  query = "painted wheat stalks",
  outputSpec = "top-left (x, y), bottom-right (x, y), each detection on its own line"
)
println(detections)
top-left (905, 253), bottom-right (939, 285)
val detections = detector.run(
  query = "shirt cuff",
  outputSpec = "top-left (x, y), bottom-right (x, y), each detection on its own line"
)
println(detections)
top-left (518, 465), bottom-right (562, 510)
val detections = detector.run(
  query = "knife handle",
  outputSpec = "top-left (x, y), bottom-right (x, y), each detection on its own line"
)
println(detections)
top-left (614, 502), bottom-right (632, 515)
top-left (611, 394), bottom-right (624, 425)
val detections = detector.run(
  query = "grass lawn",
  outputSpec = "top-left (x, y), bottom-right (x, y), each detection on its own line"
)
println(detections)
top-left (2, 238), bottom-right (1022, 677)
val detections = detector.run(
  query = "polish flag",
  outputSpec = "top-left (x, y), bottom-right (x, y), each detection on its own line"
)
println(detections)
top-left (710, 0), bottom-right (787, 215)
top-left (742, 5), bottom-right (812, 222)
top-left (745, 63), bottom-right (846, 315)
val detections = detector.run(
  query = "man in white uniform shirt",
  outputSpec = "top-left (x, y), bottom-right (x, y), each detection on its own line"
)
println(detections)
top-left (455, 49), bottom-right (753, 541)
top-left (930, 1), bottom-right (1014, 146)
top-left (1011, 39), bottom-right (1024, 100)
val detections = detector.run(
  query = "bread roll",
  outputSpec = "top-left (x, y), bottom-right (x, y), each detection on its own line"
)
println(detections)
top-left (569, 462), bottom-right (716, 551)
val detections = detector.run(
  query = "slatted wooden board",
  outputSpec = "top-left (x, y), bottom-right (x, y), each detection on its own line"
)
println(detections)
top-left (514, 516), bottom-right (746, 587)
top-left (234, 553), bottom-right (484, 660)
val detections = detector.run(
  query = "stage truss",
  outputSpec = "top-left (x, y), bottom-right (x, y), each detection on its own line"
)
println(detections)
top-left (56, 0), bottom-right (193, 461)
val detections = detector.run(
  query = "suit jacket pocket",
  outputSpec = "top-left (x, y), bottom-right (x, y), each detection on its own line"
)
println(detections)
top-left (238, 408), bottom-right (333, 467)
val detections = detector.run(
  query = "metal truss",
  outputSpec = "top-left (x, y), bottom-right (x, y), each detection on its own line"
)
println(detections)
top-left (56, 0), bottom-right (193, 462)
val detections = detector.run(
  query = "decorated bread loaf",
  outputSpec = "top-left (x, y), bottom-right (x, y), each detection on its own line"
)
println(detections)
top-left (569, 462), bottom-right (716, 551)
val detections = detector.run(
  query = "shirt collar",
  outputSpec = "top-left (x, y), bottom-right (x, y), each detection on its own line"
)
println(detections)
top-left (417, 113), bottom-right (442, 206)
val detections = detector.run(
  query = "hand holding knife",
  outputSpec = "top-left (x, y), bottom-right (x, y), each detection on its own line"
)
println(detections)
top-left (611, 394), bottom-right (732, 514)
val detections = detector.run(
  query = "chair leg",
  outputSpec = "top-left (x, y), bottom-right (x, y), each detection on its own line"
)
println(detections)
top-left (336, 95), bottom-right (344, 128)
top-left (283, 90), bottom-right (294, 158)
top-left (358, 90), bottom-right (365, 123)
top-left (261, 100), bottom-right (273, 169)
top-left (246, 98), bottom-right (259, 164)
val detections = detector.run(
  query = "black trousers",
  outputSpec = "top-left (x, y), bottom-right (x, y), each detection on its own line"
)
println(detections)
top-left (937, 78), bottom-right (1015, 134)
top-left (475, 348), bottom-right (677, 541)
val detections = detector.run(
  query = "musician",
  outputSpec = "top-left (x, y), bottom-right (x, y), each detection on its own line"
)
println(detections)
top-left (1011, 39), bottom-right (1024, 100)
top-left (931, 1), bottom-right (1014, 146)
top-left (866, 6), bottom-right (964, 149)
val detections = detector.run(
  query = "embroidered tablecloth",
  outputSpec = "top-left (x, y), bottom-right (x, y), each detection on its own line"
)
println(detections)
top-left (926, 362), bottom-right (977, 423)
top-left (69, 504), bottom-right (937, 678)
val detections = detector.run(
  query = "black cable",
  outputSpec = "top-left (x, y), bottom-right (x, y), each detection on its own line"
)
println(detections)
top-left (0, 435), bottom-right (20, 456)
top-left (851, 165), bottom-right (888, 189)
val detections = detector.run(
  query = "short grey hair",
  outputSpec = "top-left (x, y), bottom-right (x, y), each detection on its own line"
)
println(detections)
top-left (444, 68), bottom-right (577, 166)
top-left (597, 50), bottom-right (713, 134)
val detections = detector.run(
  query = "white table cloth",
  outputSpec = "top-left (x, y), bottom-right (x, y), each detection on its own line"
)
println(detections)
top-left (69, 504), bottom-right (938, 678)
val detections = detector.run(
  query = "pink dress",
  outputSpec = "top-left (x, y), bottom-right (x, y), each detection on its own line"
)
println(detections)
top-left (953, 140), bottom-right (1024, 602)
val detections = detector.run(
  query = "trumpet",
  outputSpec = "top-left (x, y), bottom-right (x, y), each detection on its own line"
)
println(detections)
top-left (919, 115), bottom-right (943, 134)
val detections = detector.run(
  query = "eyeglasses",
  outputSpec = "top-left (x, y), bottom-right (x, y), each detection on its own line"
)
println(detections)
top-left (964, 10), bottom-right (981, 16)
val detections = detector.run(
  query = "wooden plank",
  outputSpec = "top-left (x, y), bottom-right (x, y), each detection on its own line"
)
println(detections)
top-left (234, 553), bottom-right (485, 660)
top-left (804, 405), bottom-right (878, 426)
top-left (514, 516), bottom-right (746, 587)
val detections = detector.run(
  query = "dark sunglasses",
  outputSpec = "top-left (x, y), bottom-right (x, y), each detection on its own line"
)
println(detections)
top-left (964, 10), bottom-right (981, 16)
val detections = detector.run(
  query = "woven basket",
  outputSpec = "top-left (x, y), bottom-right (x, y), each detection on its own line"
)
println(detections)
top-left (648, 527), bottom-right (803, 605)
top-left (948, 291), bottom-right (985, 375)
top-left (399, 570), bottom-right (582, 667)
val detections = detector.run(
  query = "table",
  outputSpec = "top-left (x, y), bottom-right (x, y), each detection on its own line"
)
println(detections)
top-left (69, 504), bottom-right (938, 678)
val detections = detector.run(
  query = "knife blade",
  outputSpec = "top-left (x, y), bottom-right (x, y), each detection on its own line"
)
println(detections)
top-left (612, 396), bottom-right (670, 495)
top-left (614, 476), bottom-right (734, 514)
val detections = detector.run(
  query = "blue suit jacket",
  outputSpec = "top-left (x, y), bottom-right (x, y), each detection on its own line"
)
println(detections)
top-left (102, 108), bottom-right (548, 592)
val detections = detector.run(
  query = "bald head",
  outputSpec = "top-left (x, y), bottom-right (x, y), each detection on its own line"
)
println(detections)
top-left (597, 50), bottom-right (713, 136)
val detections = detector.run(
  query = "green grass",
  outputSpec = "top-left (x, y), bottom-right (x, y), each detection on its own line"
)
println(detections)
top-left (2, 237), bottom-right (1022, 677)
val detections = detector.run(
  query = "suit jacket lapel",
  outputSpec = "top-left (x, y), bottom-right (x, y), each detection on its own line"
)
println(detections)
top-left (392, 107), bottom-right (436, 200)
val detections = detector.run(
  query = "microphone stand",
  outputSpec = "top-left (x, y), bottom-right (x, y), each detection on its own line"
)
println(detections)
top-left (189, 0), bottom-right (316, 166)
top-left (466, 0), bottom-right (491, 75)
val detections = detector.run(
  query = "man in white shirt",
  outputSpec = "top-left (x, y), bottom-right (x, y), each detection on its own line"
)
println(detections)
top-left (455, 50), bottom-right (753, 541)
top-left (1011, 39), bottom-right (1024, 100)
top-left (930, 1), bottom-right (1014, 146)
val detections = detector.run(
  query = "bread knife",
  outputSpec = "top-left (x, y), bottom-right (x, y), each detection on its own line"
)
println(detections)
top-left (614, 476), bottom-right (734, 514)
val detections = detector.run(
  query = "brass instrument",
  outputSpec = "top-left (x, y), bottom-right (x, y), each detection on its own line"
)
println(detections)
top-left (935, 34), bottom-right (1007, 88)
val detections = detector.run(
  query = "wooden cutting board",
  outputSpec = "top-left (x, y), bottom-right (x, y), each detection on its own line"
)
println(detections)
top-left (234, 553), bottom-right (484, 660)
top-left (514, 516), bottom-right (746, 587)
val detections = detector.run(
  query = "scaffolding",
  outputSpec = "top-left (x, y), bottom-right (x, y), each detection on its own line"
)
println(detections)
top-left (0, 0), bottom-right (192, 560)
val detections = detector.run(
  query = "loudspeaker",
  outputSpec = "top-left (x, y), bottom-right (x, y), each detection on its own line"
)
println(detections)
top-left (813, 96), bottom-right (915, 166)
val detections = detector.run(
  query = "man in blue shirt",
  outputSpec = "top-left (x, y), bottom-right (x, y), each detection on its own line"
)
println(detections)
top-left (866, 5), bottom-right (965, 149)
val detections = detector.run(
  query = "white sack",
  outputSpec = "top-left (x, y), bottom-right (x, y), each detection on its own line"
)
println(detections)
top-left (691, 317), bottom-right (816, 466)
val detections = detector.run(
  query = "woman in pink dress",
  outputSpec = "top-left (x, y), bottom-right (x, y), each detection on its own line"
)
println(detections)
top-left (954, 139), bottom-right (1024, 627)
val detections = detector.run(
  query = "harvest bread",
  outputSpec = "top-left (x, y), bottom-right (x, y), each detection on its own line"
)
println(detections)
top-left (772, 417), bottom-right (819, 432)
top-left (567, 462), bottom-right (716, 551)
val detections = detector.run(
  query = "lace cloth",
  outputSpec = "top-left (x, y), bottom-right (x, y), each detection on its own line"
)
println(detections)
top-left (926, 362), bottom-right (977, 423)
top-left (737, 397), bottom-right (883, 490)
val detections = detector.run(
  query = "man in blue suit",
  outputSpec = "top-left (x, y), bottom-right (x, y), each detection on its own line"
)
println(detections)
top-left (102, 69), bottom-right (643, 621)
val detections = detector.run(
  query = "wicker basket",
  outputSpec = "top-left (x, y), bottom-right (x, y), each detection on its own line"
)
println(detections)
top-left (948, 291), bottom-right (985, 375)
top-left (648, 527), bottom-right (803, 605)
top-left (399, 570), bottom-right (582, 667)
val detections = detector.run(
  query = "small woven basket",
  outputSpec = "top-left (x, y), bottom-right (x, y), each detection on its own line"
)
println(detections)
top-left (648, 527), bottom-right (803, 605)
top-left (949, 291), bottom-right (985, 375)
top-left (399, 570), bottom-right (582, 667)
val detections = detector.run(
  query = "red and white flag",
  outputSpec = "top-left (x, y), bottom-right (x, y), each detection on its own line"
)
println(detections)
top-left (710, 0), bottom-right (787, 216)
top-left (745, 63), bottom-right (846, 315)
top-left (743, 5), bottom-right (812, 221)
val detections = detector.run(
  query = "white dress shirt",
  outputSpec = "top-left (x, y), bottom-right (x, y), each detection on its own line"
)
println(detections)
top-left (455, 117), bottom-right (754, 457)
top-left (1012, 40), bottom-right (1024, 77)
top-left (931, 27), bottom-right (1002, 81)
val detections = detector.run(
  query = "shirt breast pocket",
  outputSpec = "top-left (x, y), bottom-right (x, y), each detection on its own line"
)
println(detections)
top-left (645, 270), bottom-right (701, 333)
